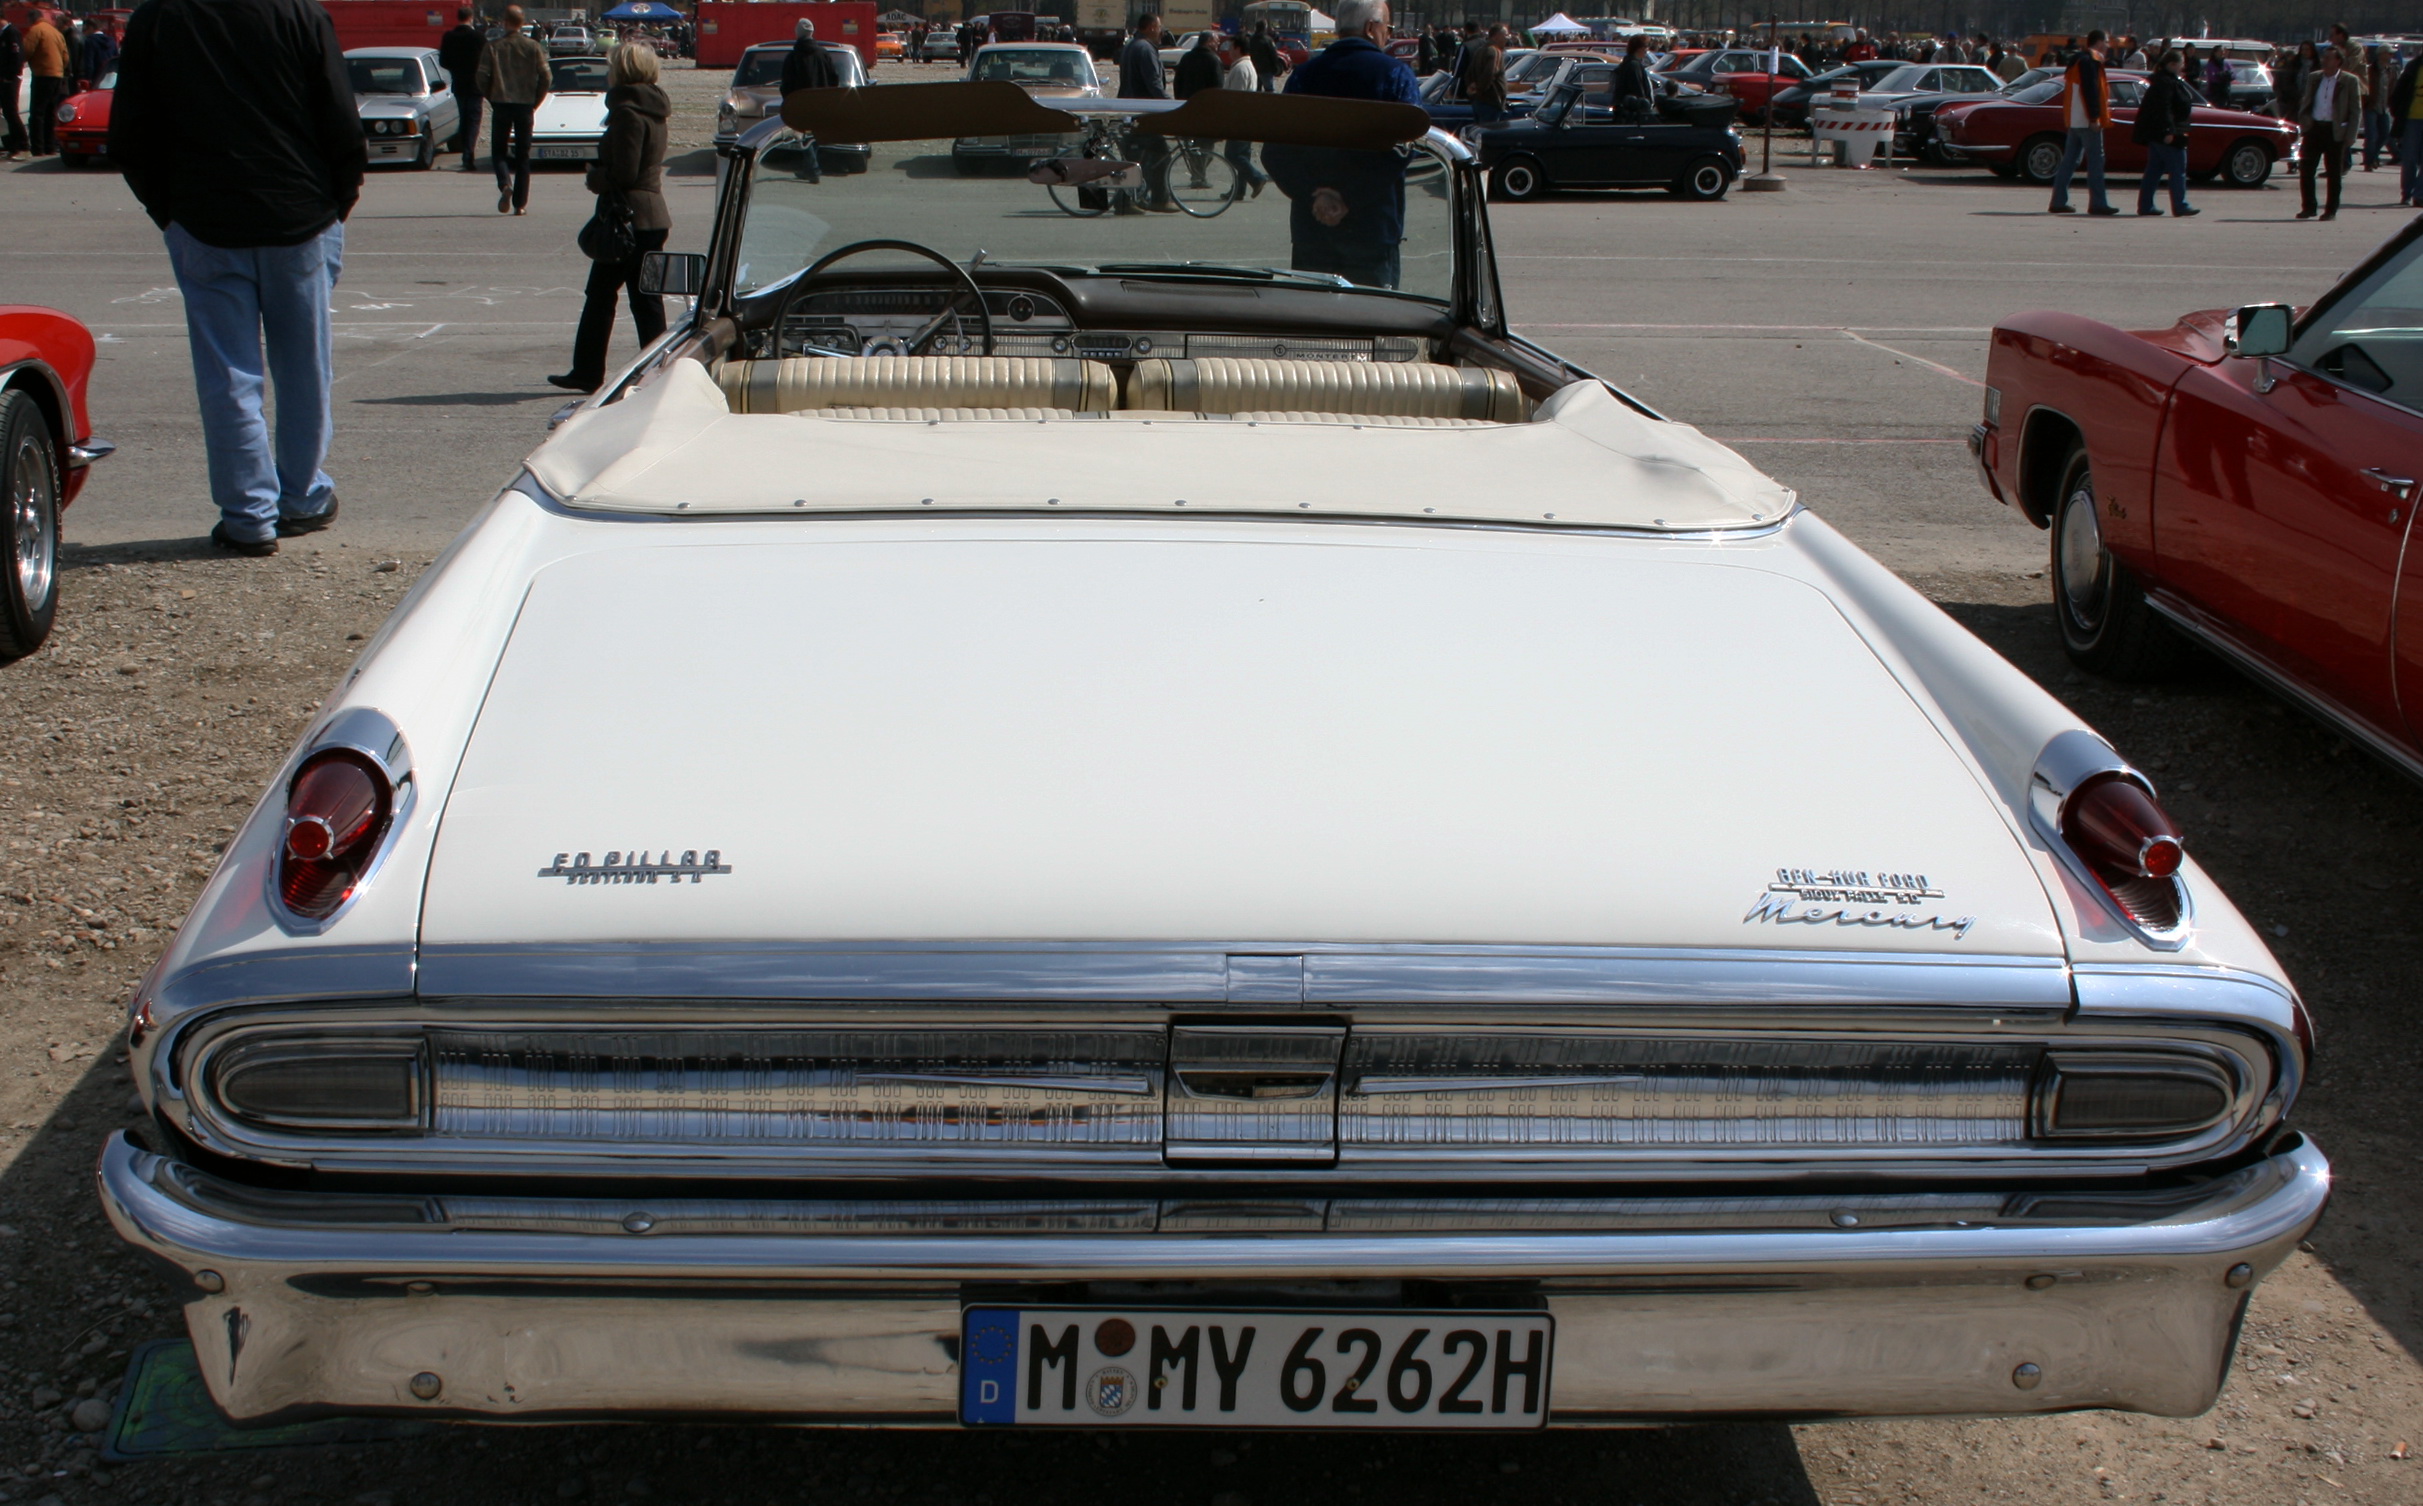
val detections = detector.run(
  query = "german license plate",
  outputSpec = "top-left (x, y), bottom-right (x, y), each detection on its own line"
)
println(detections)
top-left (960, 1308), bottom-right (1552, 1429)
top-left (534, 144), bottom-right (590, 159)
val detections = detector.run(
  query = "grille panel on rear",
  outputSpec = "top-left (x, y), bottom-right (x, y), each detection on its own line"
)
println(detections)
top-left (428, 1030), bottom-right (1164, 1152)
top-left (1341, 1034), bottom-right (2038, 1155)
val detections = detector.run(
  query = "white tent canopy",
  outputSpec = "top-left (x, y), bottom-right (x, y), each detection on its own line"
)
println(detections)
top-left (1531, 12), bottom-right (1591, 34)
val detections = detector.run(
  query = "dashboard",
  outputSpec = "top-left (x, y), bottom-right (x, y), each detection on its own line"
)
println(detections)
top-left (750, 287), bottom-right (1431, 364)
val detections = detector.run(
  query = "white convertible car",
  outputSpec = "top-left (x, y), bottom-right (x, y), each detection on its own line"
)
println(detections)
top-left (102, 83), bottom-right (2326, 1432)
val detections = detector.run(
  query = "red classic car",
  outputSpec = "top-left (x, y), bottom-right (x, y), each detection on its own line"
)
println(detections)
top-left (1937, 71), bottom-right (2295, 188)
top-left (1973, 220), bottom-right (2423, 774)
top-left (52, 70), bottom-right (113, 166)
top-left (1654, 46), bottom-right (1812, 124)
top-left (0, 306), bottom-right (110, 660)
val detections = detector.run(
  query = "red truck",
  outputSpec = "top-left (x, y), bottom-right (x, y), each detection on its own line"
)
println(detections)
top-left (318, 0), bottom-right (454, 51)
top-left (693, 2), bottom-right (879, 69)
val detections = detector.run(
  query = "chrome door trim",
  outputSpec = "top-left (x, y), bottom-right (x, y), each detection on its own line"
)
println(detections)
top-left (2144, 588), bottom-right (2423, 784)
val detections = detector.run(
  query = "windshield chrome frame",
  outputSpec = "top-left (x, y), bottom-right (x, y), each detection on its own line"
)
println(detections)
top-left (711, 101), bottom-right (1495, 332)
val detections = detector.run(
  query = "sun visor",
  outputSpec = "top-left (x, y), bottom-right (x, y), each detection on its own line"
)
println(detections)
top-left (1134, 90), bottom-right (1432, 150)
top-left (780, 81), bottom-right (1081, 139)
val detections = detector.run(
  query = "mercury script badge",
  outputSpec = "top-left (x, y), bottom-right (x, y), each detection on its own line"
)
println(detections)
top-left (538, 849), bottom-right (731, 885)
top-left (1745, 867), bottom-right (1975, 939)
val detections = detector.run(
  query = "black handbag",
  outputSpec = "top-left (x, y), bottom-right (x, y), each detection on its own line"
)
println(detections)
top-left (578, 190), bottom-right (638, 263)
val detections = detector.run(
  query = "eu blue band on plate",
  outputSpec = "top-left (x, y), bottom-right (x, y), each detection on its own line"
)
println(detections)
top-left (960, 1308), bottom-right (1020, 1425)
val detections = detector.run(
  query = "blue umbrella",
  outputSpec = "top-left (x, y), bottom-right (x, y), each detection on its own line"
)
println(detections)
top-left (601, 1), bottom-right (679, 19)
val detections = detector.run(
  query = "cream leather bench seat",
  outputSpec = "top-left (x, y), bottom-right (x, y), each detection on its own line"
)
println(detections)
top-left (1128, 357), bottom-right (1524, 423)
top-left (717, 356), bottom-right (1117, 415)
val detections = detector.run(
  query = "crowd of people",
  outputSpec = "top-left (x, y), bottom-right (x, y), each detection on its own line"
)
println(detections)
top-left (0, 6), bottom-right (119, 160)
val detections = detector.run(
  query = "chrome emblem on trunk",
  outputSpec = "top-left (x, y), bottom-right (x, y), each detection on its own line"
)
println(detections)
top-left (539, 850), bottom-right (731, 885)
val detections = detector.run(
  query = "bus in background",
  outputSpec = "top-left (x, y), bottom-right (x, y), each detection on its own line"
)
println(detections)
top-left (1241, 0), bottom-right (1310, 63)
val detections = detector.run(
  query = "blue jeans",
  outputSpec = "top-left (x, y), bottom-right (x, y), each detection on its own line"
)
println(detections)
top-left (2050, 126), bottom-right (2107, 209)
top-left (2404, 119), bottom-right (2423, 203)
top-left (2137, 138), bottom-right (2190, 212)
top-left (164, 221), bottom-right (343, 544)
top-left (2362, 107), bottom-right (2386, 168)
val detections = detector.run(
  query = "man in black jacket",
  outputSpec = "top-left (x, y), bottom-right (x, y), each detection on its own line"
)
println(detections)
top-left (780, 17), bottom-right (838, 95)
top-left (0, 14), bottom-right (25, 161)
top-left (2132, 49), bottom-right (2198, 217)
top-left (1172, 29), bottom-right (1220, 97)
top-left (110, 0), bottom-right (364, 556)
top-left (438, 6), bottom-right (484, 170)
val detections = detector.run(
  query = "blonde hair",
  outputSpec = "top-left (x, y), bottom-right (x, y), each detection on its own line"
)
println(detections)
top-left (610, 40), bottom-right (660, 86)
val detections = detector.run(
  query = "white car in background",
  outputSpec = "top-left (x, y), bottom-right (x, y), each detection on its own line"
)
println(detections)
top-left (714, 39), bottom-right (870, 148)
top-left (100, 85), bottom-right (2328, 1434)
top-left (344, 47), bottom-right (460, 171)
top-left (529, 55), bottom-right (612, 162)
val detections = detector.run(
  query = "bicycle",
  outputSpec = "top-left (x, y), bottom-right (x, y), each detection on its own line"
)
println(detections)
top-left (1041, 117), bottom-right (1243, 219)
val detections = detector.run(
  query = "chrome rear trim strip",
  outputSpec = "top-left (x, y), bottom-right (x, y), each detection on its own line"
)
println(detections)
top-left (412, 942), bottom-right (2073, 1009)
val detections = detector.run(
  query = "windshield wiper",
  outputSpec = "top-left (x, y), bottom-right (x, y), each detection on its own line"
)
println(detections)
top-left (1091, 262), bottom-right (1356, 289)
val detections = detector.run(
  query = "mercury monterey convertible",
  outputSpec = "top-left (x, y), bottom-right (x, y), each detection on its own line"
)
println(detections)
top-left (1975, 219), bottom-right (2423, 775)
top-left (101, 82), bottom-right (2328, 1431)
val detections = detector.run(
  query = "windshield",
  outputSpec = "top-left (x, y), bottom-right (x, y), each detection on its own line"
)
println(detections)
top-left (1870, 65), bottom-right (1928, 91)
top-left (971, 48), bottom-right (1094, 87)
top-left (552, 57), bottom-right (612, 92)
top-left (2010, 77), bottom-right (2063, 104)
top-left (348, 57), bottom-right (425, 95)
top-left (1507, 51), bottom-right (1570, 87)
top-left (734, 109), bottom-right (1457, 303)
top-left (736, 50), bottom-right (786, 87)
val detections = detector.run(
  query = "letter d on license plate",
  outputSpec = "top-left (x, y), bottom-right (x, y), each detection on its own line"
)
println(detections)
top-left (960, 1308), bottom-right (1551, 1429)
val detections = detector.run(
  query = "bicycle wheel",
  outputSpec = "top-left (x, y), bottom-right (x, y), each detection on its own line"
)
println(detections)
top-left (1167, 145), bottom-right (1241, 217)
top-left (1043, 152), bottom-right (1110, 217)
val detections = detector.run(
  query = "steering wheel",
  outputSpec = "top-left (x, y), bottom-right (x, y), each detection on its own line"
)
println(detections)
top-left (784, 238), bottom-right (996, 358)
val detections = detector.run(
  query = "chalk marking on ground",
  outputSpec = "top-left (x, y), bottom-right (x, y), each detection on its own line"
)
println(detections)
top-left (1837, 330), bottom-right (1985, 387)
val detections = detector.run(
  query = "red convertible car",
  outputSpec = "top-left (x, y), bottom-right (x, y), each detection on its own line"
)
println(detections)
top-left (1937, 71), bottom-right (2295, 188)
top-left (0, 306), bottom-right (110, 660)
top-left (52, 69), bottom-right (113, 166)
top-left (1974, 220), bottom-right (2423, 775)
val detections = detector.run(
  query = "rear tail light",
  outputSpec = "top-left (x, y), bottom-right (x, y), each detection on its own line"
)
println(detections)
top-left (278, 749), bottom-right (393, 920)
top-left (2060, 771), bottom-right (2185, 929)
top-left (2033, 1052), bottom-right (2234, 1140)
top-left (212, 1038), bottom-right (424, 1132)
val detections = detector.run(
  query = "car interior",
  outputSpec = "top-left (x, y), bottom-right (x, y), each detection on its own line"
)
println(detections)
top-left (697, 275), bottom-right (1534, 425)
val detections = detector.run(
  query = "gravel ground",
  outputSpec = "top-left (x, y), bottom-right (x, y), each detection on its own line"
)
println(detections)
top-left (0, 56), bottom-right (2416, 1506)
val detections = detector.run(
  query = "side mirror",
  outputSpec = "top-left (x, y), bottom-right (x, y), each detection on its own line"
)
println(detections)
top-left (2227, 303), bottom-right (2292, 358)
top-left (636, 251), bottom-right (707, 297)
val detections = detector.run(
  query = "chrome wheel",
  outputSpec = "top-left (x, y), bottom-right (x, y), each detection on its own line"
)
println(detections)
top-left (2223, 140), bottom-right (2271, 187)
top-left (1493, 158), bottom-right (1544, 201)
top-left (2019, 135), bottom-right (2064, 185)
top-left (0, 387), bottom-right (60, 660)
top-left (2056, 476), bottom-right (2109, 635)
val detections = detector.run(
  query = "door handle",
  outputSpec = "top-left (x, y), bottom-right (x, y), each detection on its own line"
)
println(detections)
top-left (2363, 468), bottom-right (2416, 501)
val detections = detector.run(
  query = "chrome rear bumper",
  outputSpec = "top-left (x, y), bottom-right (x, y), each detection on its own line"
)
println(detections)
top-left (98, 1132), bottom-right (2328, 1426)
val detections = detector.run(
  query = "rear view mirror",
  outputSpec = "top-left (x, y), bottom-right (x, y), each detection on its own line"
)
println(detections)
top-left (637, 252), bottom-right (707, 298)
top-left (2227, 303), bottom-right (2292, 358)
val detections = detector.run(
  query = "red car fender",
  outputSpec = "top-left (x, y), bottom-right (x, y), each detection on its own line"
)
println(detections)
top-left (1981, 309), bottom-right (2206, 562)
top-left (0, 305), bottom-right (100, 507)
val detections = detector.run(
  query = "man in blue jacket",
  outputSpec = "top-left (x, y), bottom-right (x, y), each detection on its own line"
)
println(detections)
top-left (1265, 0), bottom-right (1421, 288)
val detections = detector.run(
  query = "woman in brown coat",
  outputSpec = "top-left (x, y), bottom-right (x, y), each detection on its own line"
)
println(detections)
top-left (552, 41), bottom-right (672, 393)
